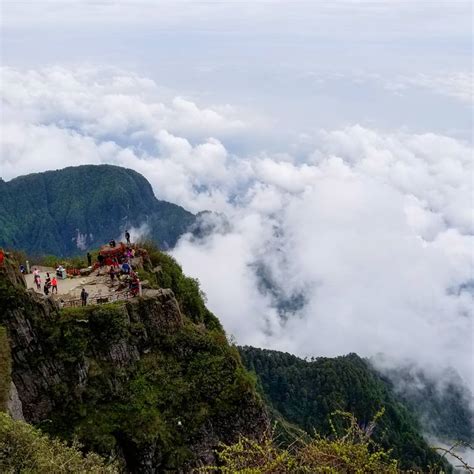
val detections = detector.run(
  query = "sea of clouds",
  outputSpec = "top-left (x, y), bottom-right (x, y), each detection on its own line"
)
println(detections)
top-left (1, 66), bottom-right (473, 394)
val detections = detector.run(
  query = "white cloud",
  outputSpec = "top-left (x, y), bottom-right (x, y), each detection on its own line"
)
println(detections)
top-left (1, 66), bottom-right (473, 393)
top-left (3, 0), bottom-right (470, 38)
top-left (1, 66), bottom-right (249, 142)
top-left (384, 72), bottom-right (473, 105)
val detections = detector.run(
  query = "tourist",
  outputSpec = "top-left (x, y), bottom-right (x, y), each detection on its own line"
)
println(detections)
top-left (125, 230), bottom-right (131, 245)
top-left (80, 288), bottom-right (88, 306)
top-left (51, 276), bottom-right (58, 294)
top-left (121, 261), bottom-right (131, 275)
top-left (109, 266), bottom-right (116, 283)
top-left (129, 274), bottom-right (140, 297)
top-left (87, 252), bottom-right (92, 267)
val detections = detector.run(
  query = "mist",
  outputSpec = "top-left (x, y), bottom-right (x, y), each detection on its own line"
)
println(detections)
top-left (1, 66), bottom-right (473, 398)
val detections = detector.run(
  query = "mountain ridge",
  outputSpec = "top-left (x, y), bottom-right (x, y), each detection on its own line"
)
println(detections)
top-left (0, 165), bottom-right (195, 256)
top-left (0, 247), bottom-right (462, 471)
top-left (239, 346), bottom-right (471, 471)
top-left (0, 250), bottom-right (268, 471)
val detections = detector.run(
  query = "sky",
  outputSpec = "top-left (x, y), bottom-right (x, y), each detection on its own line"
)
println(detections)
top-left (1, 1), bottom-right (473, 391)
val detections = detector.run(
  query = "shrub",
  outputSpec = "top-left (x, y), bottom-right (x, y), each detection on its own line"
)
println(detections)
top-left (202, 411), bottom-right (399, 473)
top-left (0, 412), bottom-right (119, 473)
top-left (139, 241), bottom-right (222, 330)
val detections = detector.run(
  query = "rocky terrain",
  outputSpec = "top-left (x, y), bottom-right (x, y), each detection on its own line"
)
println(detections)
top-left (0, 253), bottom-right (268, 472)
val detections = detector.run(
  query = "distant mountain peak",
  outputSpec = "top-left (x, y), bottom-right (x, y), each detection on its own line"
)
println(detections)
top-left (0, 165), bottom-right (195, 256)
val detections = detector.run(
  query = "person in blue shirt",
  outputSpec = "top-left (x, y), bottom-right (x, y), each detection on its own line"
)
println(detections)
top-left (121, 262), bottom-right (131, 275)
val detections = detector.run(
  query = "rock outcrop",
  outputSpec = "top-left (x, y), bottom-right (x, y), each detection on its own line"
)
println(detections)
top-left (7, 382), bottom-right (24, 421)
top-left (0, 256), bottom-right (269, 472)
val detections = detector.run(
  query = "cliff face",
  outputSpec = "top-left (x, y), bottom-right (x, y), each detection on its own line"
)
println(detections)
top-left (0, 256), bottom-right (268, 472)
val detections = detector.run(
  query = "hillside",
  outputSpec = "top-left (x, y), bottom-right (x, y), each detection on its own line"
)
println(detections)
top-left (0, 246), bottom-right (463, 472)
top-left (0, 165), bottom-right (195, 256)
top-left (380, 364), bottom-right (473, 444)
top-left (0, 250), bottom-right (268, 471)
top-left (0, 412), bottom-right (118, 473)
top-left (239, 346), bottom-right (452, 472)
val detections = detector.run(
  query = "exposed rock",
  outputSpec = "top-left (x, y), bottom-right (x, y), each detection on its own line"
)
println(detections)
top-left (7, 382), bottom-right (24, 421)
top-left (80, 267), bottom-right (93, 276)
top-left (0, 254), bottom-right (269, 473)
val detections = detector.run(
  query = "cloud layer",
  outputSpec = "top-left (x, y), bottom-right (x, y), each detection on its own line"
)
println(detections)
top-left (1, 66), bottom-right (473, 391)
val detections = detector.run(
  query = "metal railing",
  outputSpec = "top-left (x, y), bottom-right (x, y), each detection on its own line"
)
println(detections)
top-left (59, 290), bottom-right (136, 308)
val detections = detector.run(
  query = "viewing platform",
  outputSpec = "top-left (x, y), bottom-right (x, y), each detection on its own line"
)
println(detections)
top-left (24, 241), bottom-right (154, 307)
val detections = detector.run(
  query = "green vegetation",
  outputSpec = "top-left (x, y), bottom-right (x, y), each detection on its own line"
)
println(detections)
top-left (39, 303), bottom-right (256, 468)
top-left (141, 241), bottom-right (222, 330)
top-left (380, 365), bottom-right (473, 444)
top-left (0, 412), bottom-right (118, 473)
top-left (0, 327), bottom-right (11, 411)
top-left (202, 411), bottom-right (399, 473)
top-left (0, 250), bottom-right (263, 470)
top-left (0, 247), bottom-right (460, 471)
top-left (39, 305), bottom-right (257, 469)
top-left (59, 324), bottom-right (256, 458)
top-left (239, 347), bottom-right (450, 472)
top-left (0, 164), bottom-right (195, 256)
top-left (34, 254), bottom-right (90, 270)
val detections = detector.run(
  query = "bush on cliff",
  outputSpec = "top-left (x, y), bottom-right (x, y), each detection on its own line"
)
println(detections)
top-left (0, 412), bottom-right (119, 473)
top-left (140, 241), bottom-right (222, 330)
top-left (203, 411), bottom-right (402, 473)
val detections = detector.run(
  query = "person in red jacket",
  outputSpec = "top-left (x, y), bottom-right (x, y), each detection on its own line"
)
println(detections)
top-left (51, 276), bottom-right (58, 294)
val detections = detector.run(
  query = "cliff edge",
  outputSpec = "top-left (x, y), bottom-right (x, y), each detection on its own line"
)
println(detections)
top-left (0, 253), bottom-right (268, 472)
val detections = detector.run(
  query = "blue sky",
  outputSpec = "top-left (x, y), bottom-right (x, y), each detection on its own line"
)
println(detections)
top-left (2, 1), bottom-right (472, 141)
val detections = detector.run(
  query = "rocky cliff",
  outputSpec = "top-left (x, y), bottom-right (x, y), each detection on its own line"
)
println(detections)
top-left (0, 254), bottom-right (268, 472)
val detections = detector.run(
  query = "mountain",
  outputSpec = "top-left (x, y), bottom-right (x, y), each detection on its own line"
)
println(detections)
top-left (380, 364), bottom-right (473, 444)
top-left (0, 246), bottom-right (460, 472)
top-left (0, 250), bottom-right (268, 471)
top-left (239, 346), bottom-right (453, 472)
top-left (0, 165), bottom-right (195, 256)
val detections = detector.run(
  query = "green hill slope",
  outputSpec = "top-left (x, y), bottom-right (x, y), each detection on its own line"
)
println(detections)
top-left (0, 412), bottom-right (118, 473)
top-left (239, 346), bottom-right (451, 472)
top-left (0, 165), bottom-right (195, 256)
top-left (0, 250), bottom-right (267, 471)
top-left (380, 364), bottom-right (473, 444)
